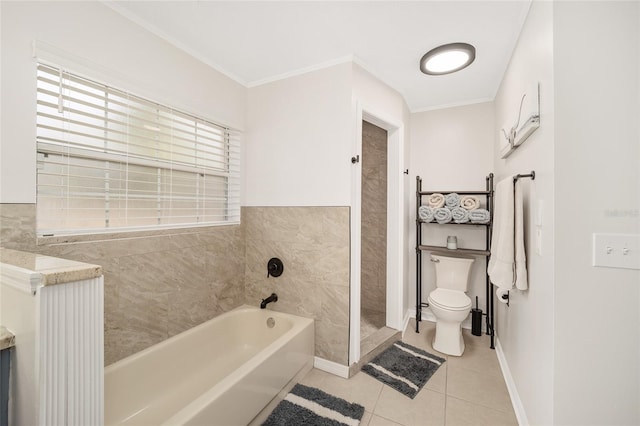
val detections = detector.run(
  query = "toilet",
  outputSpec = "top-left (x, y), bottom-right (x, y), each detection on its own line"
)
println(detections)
top-left (427, 252), bottom-right (475, 356)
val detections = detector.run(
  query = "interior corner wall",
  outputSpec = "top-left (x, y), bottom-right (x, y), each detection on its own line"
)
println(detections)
top-left (553, 2), bottom-right (640, 424)
top-left (0, 1), bottom-right (247, 204)
top-left (492, 1), bottom-right (555, 425)
top-left (409, 102), bottom-right (495, 328)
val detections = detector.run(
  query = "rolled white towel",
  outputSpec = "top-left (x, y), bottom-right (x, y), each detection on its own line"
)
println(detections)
top-left (445, 193), bottom-right (460, 208)
top-left (434, 207), bottom-right (452, 224)
top-left (469, 209), bottom-right (490, 224)
top-left (451, 207), bottom-right (470, 223)
top-left (427, 193), bottom-right (445, 208)
top-left (418, 206), bottom-right (435, 222)
top-left (460, 195), bottom-right (480, 210)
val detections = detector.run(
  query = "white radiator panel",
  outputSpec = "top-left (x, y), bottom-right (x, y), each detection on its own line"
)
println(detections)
top-left (39, 277), bottom-right (104, 426)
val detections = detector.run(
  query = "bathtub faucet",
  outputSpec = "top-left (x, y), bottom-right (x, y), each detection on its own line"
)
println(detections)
top-left (260, 293), bottom-right (278, 309)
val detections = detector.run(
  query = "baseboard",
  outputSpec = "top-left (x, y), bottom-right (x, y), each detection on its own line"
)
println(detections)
top-left (495, 338), bottom-right (529, 426)
top-left (313, 356), bottom-right (349, 379)
top-left (401, 310), bottom-right (412, 338)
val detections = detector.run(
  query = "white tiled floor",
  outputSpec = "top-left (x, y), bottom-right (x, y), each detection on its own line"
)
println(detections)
top-left (299, 319), bottom-right (518, 426)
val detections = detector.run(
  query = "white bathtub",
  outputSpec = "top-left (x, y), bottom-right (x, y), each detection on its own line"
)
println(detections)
top-left (105, 305), bottom-right (314, 426)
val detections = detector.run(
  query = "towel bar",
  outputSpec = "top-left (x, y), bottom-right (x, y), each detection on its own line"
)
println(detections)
top-left (513, 171), bottom-right (535, 182)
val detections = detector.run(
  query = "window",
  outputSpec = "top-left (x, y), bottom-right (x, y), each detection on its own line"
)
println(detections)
top-left (36, 63), bottom-right (240, 236)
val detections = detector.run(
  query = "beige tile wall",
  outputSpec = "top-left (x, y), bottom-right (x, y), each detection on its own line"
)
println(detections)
top-left (0, 203), bottom-right (246, 365)
top-left (1, 204), bottom-right (352, 366)
top-left (361, 121), bottom-right (387, 314)
top-left (244, 206), bottom-right (351, 365)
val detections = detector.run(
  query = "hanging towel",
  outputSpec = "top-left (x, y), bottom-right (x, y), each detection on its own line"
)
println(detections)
top-left (451, 207), bottom-right (470, 224)
top-left (487, 176), bottom-right (528, 291)
top-left (445, 193), bottom-right (460, 208)
top-left (427, 193), bottom-right (445, 209)
top-left (469, 209), bottom-right (490, 224)
top-left (418, 206), bottom-right (435, 222)
top-left (460, 195), bottom-right (480, 210)
top-left (434, 207), bottom-right (452, 224)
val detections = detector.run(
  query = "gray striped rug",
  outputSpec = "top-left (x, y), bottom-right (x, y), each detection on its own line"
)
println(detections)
top-left (361, 341), bottom-right (445, 399)
top-left (262, 384), bottom-right (365, 426)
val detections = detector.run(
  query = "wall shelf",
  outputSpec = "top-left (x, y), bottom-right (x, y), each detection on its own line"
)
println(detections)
top-left (417, 220), bottom-right (490, 227)
top-left (418, 245), bottom-right (491, 257)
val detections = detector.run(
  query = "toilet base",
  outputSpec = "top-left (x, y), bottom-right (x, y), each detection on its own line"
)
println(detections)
top-left (433, 320), bottom-right (465, 356)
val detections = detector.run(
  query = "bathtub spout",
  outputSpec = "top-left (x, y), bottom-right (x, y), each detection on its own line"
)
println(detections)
top-left (260, 293), bottom-right (278, 309)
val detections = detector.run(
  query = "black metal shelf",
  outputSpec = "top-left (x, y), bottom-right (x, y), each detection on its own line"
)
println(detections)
top-left (418, 190), bottom-right (491, 196)
top-left (417, 245), bottom-right (490, 256)
top-left (417, 219), bottom-right (490, 227)
top-left (415, 174), bottom-right (496, 350)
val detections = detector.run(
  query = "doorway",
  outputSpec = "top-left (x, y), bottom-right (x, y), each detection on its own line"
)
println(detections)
top-left (348, 104), bottom-right (405, 367)
top-left (360, 121), bottom-right (388, 345)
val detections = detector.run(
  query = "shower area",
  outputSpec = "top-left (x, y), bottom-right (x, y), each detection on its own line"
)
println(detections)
top-left (360, 121), bottom-right (388, 352)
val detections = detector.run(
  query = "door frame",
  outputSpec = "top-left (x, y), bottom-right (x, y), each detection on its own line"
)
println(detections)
top-left (349, 101), bottom-right (405, 365)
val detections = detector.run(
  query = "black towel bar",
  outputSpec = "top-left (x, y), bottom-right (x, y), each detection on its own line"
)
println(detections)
top-left (514, 171), bottom-right (535, 182)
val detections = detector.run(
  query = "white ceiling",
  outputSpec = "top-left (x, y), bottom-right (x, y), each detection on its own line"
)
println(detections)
top-left (107, 1), bottom-right (531, 112)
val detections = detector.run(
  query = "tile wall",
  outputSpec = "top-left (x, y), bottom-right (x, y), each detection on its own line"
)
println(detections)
top-left (1, 204), bottom-right (352, 366)
top-left (244, 206), bottom-right (351, 365)
top-left (361, 121), bottom-right (387, 314)
top-left (0, 204), bottom-right (246, 365)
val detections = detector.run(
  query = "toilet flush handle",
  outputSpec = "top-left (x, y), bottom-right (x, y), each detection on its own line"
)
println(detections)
top-left (430, 257), bottom-right (440, 263)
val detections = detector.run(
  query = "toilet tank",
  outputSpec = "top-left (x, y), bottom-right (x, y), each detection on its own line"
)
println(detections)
top-left (431, 252), bottom-right (475, 292)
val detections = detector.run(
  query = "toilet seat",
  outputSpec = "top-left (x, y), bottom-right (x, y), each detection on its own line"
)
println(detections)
top-left (428, 288), bottom-right (471, 311)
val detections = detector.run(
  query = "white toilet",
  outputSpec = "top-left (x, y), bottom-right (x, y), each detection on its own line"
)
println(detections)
top-left (427, 252), bottom-right (475, 356)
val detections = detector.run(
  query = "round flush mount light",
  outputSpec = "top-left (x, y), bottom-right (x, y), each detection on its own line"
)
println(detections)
top-left (420, 42), bottom-right (476, 75)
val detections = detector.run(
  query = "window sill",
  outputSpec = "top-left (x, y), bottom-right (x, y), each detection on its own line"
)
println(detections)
top-left (36, 221), bottom-right (241, 246)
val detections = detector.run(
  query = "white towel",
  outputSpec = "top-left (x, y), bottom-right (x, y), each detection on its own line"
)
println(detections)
top-left (487, 176), bottom-right (528, 291)
top-left (460, 195), bottom-right (480, 210)
top-left (427, 193), bottom-right (445, 209)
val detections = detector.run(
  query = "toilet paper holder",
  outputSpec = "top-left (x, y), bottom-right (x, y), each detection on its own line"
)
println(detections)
top-left (499, 290), bottom-right (510, 306)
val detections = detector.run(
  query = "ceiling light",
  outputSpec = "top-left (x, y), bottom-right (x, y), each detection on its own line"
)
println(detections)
top-left (420, 43), bottom-right (476, 76)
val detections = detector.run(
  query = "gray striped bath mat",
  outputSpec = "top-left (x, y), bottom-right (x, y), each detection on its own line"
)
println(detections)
top-left (262, 383), bottom-right (365, 426)
top-left (361, 341), bottom-right (445, 399)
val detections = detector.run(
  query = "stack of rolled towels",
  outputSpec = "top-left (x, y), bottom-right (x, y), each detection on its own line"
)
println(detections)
top-left (418, 193), bottom-right (490, 224)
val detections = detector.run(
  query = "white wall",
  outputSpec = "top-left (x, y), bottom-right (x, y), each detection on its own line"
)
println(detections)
top-left (0, 1), bottom-right (247, 203)
top-left (409, 102), bottom-right (495, 326)
top-left (492, 1), bottom-right (555, 424)
top-left (553, 2), bottom-right (639, 424)
top-left (496, 1), bottom-right (640, 424)
top-left (245, 63), bottom-right (353, 206)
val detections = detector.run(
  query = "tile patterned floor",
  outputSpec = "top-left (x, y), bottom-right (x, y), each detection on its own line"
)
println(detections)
top-left (300, 319), bottom-right (518, 426)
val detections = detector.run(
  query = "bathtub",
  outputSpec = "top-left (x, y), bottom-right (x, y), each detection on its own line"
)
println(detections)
top-left (105, 305), bottom-right (314, 425)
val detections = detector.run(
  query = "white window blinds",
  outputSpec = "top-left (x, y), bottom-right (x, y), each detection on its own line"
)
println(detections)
top-left (36, 63), bottom-right (240, 236)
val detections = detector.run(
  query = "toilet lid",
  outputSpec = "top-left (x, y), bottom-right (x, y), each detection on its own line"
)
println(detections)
top-left (428, 289), bottom-right (472, 311)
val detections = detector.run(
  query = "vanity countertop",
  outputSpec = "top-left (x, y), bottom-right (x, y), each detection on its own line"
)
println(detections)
top-left (0, 326), bottom-right (15, 351)
top-left (0, 248), bottom-right (102, 287)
